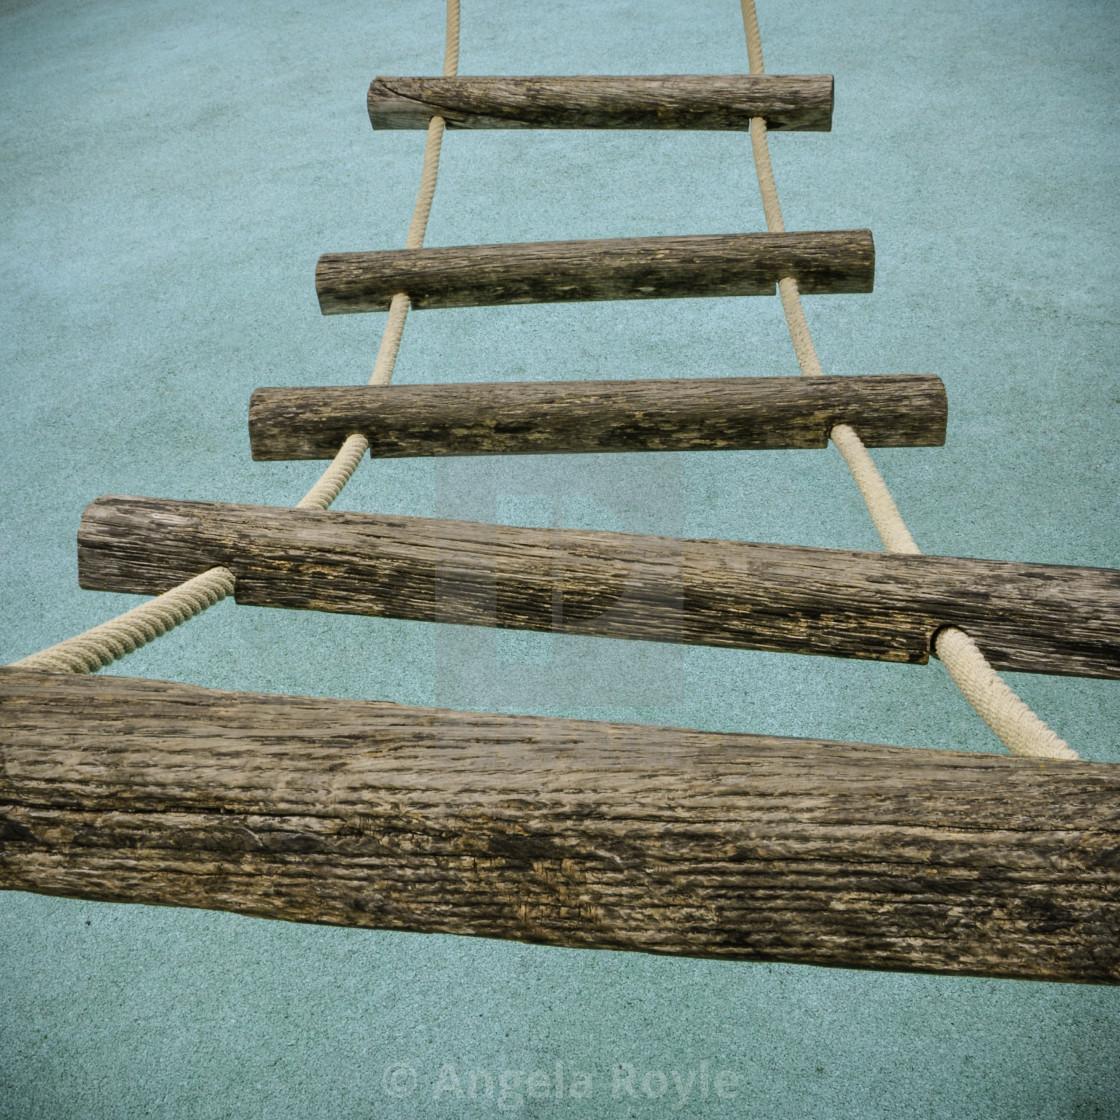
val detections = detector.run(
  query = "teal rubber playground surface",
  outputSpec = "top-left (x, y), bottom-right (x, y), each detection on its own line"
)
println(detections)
top-left (1, 0), bottom-right (1118, 1116)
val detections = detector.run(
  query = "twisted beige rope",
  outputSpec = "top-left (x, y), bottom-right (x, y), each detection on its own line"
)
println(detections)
top-left (739, 0), bottom-right (1075, 760)
top-left (298, 0), bottom-right (459, 511)
top-left (13, 0), bottom-right (461, 673)
top-left (12, 567), bottom-right (236, 673)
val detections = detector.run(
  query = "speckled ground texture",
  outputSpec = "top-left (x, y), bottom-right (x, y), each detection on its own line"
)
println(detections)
top-left (1, 0), bottom-right (1118, 1117)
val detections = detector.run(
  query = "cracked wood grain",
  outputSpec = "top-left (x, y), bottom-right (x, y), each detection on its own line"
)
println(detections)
top-left (75, 497), bottom-right (1120, 678)
top-left (1, 668), bottom-right (1117, 984)
top-left (315, 231), bottom-right (874, 313)
top-left (248, 375), bottom-right (947, 460)
top-left (366, 75), bottom-right (834, 131)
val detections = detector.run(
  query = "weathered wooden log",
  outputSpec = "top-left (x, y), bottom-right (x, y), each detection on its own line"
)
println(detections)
top-left (315, 231), bottom-right (874, 313)
top-left (248, 374), bottom-right (947, 460)
top-left (367, 75), bottom-right (834, 131)
top-left (76, 497), bottom-right (1120, 679)
top-left (2, 668), bottom-right (1116, 984)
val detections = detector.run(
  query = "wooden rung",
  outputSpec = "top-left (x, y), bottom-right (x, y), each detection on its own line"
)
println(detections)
top-left (3, 667), bottom-right (1116, 984)
top-left (366, 74), bottom-right (834, 132)
top-left (76, 497), bottom-right (1120, 679)
top-left (248, 375), bottom-right (948, 460)
top-left (315, 230), bottom-right (874, 313)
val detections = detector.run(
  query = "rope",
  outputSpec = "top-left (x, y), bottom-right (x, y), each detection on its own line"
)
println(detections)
top-left (739, 0), bottom-right (1075, 760)
top-left (935, 628), bottom-right (1077, 760)
top-left (298, 0), bottom-right (459, 510)
top-left (13, 0), bottom-right (461, 673)
top-left (11, 567), bottom-right (236, 673)
top-left (829, 423), bottom-right (919, 554)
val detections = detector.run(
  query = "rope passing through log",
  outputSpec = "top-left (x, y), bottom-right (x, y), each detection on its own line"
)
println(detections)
top-left (76, 496), bottom-right (1120, 679)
